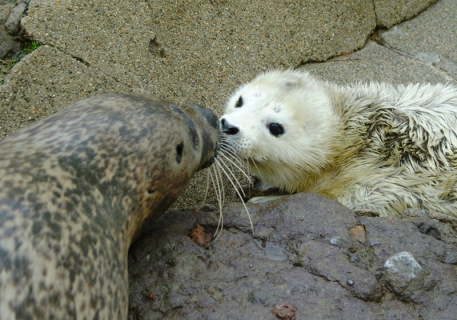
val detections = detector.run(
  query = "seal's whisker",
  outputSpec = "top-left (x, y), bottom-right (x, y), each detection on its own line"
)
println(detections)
top-left (215, 158), bottom-right (255, 235)
top-left (208, 168), bottom-right (221, 238)
top-left (215, 164), bottom-right (227, 241)
top-left (209, 165), bottom-right (224, 242)
top-left (219, 139), bottom-right (238, 154)
top-left (219, 144), bottom-right (248, 170)
top-left (218, 150), bottom-right (253, 185)
top-left (197, 169), bottom-right (211, 210)
top-left (214, 159), bottom-right (226, 205)
top-left (219, 141), bottom-right (239, 156)
top-left (180, 104), bottom-right (192, 112)
top-left (215, 156), bottom-right (246, 197)
top-left (249, 156), bottom-right (263, 181)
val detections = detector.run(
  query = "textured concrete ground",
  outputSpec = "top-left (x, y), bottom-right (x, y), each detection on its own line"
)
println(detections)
top-left (0, 0), bottom-right (450, 209)
top-left (303, 0), bottom-right (456, 85)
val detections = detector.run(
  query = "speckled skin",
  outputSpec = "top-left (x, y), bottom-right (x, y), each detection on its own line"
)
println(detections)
top-left (0, 94), bottom-right (219, 319)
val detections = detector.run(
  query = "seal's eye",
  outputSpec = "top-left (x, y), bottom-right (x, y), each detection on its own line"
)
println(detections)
top-left (235, 96), bottom-right (243, 108)
top-left (268, 123), bottom-right (284, 137)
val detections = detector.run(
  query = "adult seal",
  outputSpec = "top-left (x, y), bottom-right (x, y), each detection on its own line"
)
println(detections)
top-left (220, 69), bottom-right (457, 217)
top-left (0, 94), bottom-right (219, 319)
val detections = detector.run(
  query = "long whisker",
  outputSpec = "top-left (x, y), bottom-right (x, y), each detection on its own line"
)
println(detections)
top-left (215, 158), bottom-right (254, 235)
top-left (197, 169), bottom-right (211, 210)
top-left (219, 144), bottom-right (247, 167)
top-left (216, 156), bottom-right (246, 197)
top-left (213, 164), bottom-right (226, 241)
top-left (208, 166), bottom-right (224, 241)
top-left (218, 150), bottom-right (252, 184)
top-left (219, 139), bottom-right (238, 154)
top-left (249, 156), bottom-right (263, 181)
top-left (214, 159), bottom-right (226, 206)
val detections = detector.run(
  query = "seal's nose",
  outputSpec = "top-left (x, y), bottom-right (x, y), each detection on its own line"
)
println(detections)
top-left (220, 118), bottom-right (239, 135)
top-left (189, 104), bottom-right (218, 129)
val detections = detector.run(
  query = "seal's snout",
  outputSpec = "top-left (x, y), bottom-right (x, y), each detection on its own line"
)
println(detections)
top-left (181, 103), bottom-right (219, 171)
top-left (189, 104), bottom-right (219, 130)
top-left (220, 118), bottom-right (239, 135)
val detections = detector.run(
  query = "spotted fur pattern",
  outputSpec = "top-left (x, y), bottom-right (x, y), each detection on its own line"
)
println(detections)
top-left (0, 94), bottom-right (218, 319)
top-left (221, 70), bottom-right (457, 216)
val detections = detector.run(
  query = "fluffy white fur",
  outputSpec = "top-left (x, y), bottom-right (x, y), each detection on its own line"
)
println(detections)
top-left (221, 69), bottom-right (457, 217)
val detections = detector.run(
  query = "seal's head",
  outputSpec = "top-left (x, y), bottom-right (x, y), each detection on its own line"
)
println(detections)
top-left (0, 93), bottom-right (219, 319)
top-left (220, 70), bottom-right (339, 192)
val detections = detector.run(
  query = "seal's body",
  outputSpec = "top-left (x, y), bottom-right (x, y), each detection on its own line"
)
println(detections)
top-left (220, 70), bottom-right (457, 216)
top-left (0, 94), bottom-right (218, 319)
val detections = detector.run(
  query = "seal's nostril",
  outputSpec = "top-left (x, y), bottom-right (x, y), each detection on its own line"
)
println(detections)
top-left (226, 126), bottom-right (239, 135)
top-left (220, 118), bottom-right (239, 135)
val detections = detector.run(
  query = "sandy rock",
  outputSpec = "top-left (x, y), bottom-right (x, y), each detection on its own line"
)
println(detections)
top-left (374, 0), bottom-right (438, 28)
top-left (4, 2), bottom-right (26, 35)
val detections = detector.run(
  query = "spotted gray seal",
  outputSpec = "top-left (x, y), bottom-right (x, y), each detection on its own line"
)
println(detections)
top-left (0, 93), bottom-right (219, 319)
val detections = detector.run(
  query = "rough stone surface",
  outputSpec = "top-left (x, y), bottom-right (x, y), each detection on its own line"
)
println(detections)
top-left (12, 0), bottom-right (377, 122)
top-left (0, 1), bottom-right (23, 60)
top-left (0, 1), bottom-right (21, 23)
top-left (128, 193), bottom-right (457, 319)
top-left (302, 40), bottom-right (456, 85)
top-left (4, 2), bottom-right (26, 35)
top-left (385, 252), bottom-right (423, 284)
top-left (0, 45), bottom-right (129, 134)
top-left (381, 0), bottom-right (457, 80)
top-left (374, 0), bottom-right (438, 28)
top-left (0, 29), bottom-right (21, 60)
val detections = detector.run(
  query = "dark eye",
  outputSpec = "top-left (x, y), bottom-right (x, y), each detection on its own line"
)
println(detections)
top-left (235, 96), bottom-right (243, 108)
top-left (268, 123), bottom-right (284, 137)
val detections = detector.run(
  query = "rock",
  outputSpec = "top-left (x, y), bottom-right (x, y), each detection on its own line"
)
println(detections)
top-left (299, 241), bottom-right (383, 301)
top-left (381, 0), bottom-right (457, 80)
top-left (384, 252), bottom-right (422, 286)
top-left (0, 29), bottom-right (21, 60)
top-left (128, 193), bottom-right (457, 319)
top-left (374, 0), bottom-right (438, 28)
top-left (4, 2), bottom-right (26, 35)
top-left (271, 303), bottom-right (296, 320)
top-left (350, 225), bottom-right (367, 243)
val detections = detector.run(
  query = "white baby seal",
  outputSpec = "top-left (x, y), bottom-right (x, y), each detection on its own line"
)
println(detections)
top-left (220, 69), bottom-right (457, 217)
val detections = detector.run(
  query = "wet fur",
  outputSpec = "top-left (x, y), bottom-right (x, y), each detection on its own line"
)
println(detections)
top-left (221, 70), bottom-right (457, 216)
